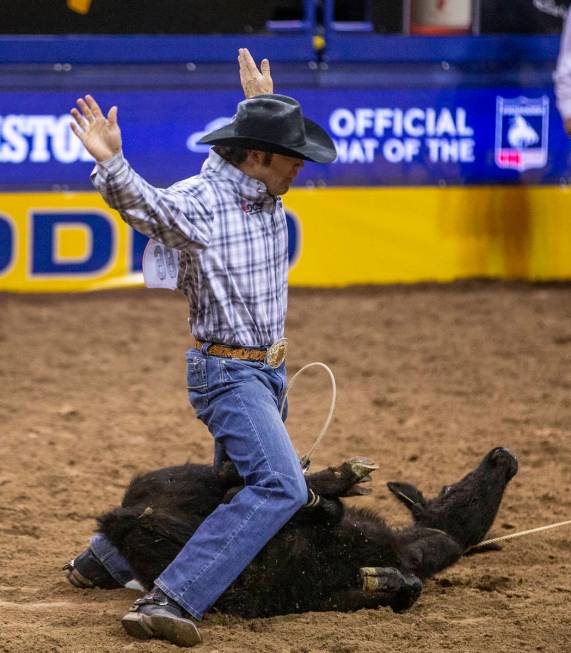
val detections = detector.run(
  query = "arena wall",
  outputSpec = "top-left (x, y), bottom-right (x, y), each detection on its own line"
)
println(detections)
top-left (1, 184), bottom-right (570, 292)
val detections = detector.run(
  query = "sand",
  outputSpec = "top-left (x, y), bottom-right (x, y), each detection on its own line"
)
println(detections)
top-left (1, 283), bottom-right (571, 652)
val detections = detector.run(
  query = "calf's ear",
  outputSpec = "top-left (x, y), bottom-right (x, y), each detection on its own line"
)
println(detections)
top-left (387, 482), bottom-right (427, 516)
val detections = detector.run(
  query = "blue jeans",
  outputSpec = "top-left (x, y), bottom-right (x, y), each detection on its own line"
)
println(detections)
top-left (90, 531), bottom-right (136, 587)
top-left (90, 345), bottom-right (307, 619)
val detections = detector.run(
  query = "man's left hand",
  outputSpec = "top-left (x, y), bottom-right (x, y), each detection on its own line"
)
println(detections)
top-left (239, 48), bottom-right (273, 98)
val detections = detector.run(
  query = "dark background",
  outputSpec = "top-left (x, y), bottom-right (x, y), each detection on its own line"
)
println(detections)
top-left (2, 1), bottom-right (567, 35)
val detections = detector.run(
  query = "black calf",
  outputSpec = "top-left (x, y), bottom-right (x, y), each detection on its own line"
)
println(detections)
top-left (97, 448), bottom-right (517, 617)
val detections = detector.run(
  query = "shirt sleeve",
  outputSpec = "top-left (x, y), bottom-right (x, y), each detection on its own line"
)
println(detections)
top-left (91, 152), bottom-right (213, 251)
top-left (554, 12), bottom-right (571, 121)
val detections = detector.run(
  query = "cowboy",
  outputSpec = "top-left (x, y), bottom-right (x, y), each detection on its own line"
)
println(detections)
top-left (65, 49), bottom-right (336, 647)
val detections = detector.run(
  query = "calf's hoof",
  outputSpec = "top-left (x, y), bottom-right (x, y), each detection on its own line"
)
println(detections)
top-left (346, 457), bottom-right (379, 479)
top-left (338, 457), bottom-right (379, 496)
top-left (360, 567), bottom-right (422, 613)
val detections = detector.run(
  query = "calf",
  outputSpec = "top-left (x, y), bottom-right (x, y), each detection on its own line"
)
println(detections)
top-left (97, 447), bottom-right (517, 616)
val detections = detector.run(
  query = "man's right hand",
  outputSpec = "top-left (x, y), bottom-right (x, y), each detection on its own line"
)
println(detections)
top-left (70, 95), bottom-right (122, 162)
top-left (565, 118), bottom-right (571, 138)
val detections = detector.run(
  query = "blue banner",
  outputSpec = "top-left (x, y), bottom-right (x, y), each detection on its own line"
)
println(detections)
top-left (0, 86), bottom-right (567, 189)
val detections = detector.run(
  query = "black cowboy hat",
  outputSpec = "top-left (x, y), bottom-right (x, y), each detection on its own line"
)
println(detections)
top-left (198, 94), bottom-right (337, 164)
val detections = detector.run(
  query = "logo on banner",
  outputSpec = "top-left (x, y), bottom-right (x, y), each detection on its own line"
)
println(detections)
top-left (495, 96), bottom-right (549, 172)
top-left (186, 117), bottom-right (232, 153)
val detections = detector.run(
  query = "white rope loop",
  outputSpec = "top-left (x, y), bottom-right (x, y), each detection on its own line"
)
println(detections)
top-left (280, 361), bottom-right (337, 472)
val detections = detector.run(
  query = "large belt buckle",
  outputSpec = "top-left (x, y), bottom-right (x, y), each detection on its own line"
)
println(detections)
top-left (265, 338), bottom-right (288, 369)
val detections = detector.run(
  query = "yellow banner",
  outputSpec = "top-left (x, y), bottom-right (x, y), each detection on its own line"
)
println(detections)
top-left (0, 193), bottom-right (139, 293)
top-left (1, 186), bottom-right (571, 293)
top-left (286, 185), bottom-right (571, 284)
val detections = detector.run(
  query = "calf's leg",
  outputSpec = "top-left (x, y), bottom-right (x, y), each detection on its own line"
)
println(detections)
top-left (320, 568), bottom-right (422, 614)
top-left (306, 457), bottom-right (379, 498)
top-left (220, 456), bottom-right (378, 526)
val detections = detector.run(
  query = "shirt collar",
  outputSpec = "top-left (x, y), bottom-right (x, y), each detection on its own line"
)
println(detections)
top-left (202, 148), bottom-right (271, 198)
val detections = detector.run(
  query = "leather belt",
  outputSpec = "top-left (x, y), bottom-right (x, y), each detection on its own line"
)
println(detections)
top-left (194, 338), bottom-right (288, 369)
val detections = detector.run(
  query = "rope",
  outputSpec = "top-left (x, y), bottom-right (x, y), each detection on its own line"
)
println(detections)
top-left (279, 362), bottom-right (337, 472)
top-left (470, 518), bottom-right (571, 550)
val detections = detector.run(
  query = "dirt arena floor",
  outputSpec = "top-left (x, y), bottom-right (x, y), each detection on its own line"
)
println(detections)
top-left (2, 282), bottom-right (571, 652)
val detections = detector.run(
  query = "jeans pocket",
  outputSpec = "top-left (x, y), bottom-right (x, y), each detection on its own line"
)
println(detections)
top-left (186, 354), bottom-right (208, 411)
top-left (219, 357), bottom-right (264, 386)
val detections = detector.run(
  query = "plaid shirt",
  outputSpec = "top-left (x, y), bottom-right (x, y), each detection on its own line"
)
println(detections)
top-left (92, 149), bottom-right (288, 347)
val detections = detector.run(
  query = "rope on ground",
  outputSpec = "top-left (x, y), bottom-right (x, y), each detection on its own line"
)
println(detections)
top-left (471, 518), bottom-right (571, 550)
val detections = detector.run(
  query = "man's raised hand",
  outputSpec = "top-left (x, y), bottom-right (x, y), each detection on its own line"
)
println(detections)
top-left (238, 48), bottom-right (273, 98)
top-left (70, 95), bottom-right (122, 162)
